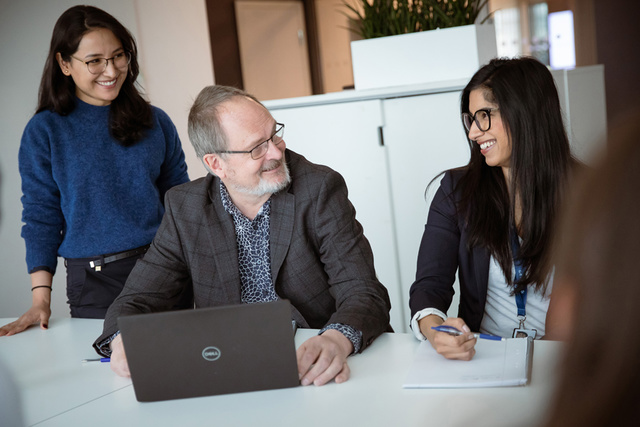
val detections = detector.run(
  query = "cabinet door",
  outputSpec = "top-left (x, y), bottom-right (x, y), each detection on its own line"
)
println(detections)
top-left (551, 66), bottom-right (607, 164)
top-left (269, 100), bottom-right (406, 332)
top-left (383, 91), bottom-right (470, 319)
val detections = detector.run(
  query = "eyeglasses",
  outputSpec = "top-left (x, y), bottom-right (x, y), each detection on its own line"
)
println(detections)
top-left (216, 123), bottom-right (285, 160)
top-left (70, 51), bottom-right (131, 75)
top-left (462, 108), bottom-right (499, 132)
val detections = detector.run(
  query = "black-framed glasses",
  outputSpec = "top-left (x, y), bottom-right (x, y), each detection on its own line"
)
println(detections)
top-left (215, 123), bottom-right (285, 160)
top-left (70, 51), bottom-right (131, 75)
top-left (462, 108), bottom-right (499, 132)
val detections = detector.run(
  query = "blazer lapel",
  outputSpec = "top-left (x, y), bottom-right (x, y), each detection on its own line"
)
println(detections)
top-left (203, 176), bottom-right (242, 303)
top-left (269, 187), bottom-right (308, 327)
top-left (269, 190), bottom-right (295, 284)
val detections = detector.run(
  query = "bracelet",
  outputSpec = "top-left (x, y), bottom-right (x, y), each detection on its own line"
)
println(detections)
top-left (31, 285), bottom-right (52, 292)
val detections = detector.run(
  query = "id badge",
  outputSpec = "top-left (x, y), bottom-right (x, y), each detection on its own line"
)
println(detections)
top-left (512, 328), bottom-right (537, 339)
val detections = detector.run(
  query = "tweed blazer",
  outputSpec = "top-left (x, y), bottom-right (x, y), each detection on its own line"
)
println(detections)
top-left (96, 150), bottom-right (391, 351)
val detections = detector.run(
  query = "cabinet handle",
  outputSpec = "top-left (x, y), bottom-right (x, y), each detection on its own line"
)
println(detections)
top-left (378, 126), bottom-right (385, 146)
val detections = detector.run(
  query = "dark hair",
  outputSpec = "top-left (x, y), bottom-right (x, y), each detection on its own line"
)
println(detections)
top-left (544, 111), bottom-right (640, 427)
top-left (36, 5), bottom-right (152, 146)
top-left (456, 57), bottom-right (574, 294)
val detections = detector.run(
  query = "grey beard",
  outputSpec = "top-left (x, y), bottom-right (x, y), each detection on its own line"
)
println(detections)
top-left (229, 160), bottom-right (291, 197)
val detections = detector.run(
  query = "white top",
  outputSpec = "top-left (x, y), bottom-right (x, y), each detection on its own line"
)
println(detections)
top-left (480, 256), bottom-right (552, 338)
top-left (411, 256), bottom-right (552, 341)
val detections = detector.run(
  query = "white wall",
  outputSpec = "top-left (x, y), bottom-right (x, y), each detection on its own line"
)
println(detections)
top-left (0, 0), bottom-right (213, 319)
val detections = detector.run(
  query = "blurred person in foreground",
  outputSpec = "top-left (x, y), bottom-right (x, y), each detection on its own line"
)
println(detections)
top-left (543, 110), bottom-right (640, 427)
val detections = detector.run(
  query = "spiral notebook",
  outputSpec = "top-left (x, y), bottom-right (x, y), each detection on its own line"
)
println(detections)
top-left (403, 337), bottom-right (533, 388)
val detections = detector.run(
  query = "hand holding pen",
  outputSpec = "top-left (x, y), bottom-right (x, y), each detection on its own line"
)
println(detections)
top-left (418, 315), bottom-right (485, 361)
top-left (431, 325), bottom-right (504, 341)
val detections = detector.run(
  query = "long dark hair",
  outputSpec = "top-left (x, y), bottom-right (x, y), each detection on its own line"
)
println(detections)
top-left (36, 5), bottom-right (152, 146)
top-left (456, 57), bottom-right (573, 294)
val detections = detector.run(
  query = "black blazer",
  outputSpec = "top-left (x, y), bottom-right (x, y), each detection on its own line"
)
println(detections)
top-left (96, 150), bottom-right (391, 351)
top-left (409, 169), bottom-right (491, 331)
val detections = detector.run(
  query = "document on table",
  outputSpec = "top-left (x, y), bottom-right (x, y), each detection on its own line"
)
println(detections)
top-left (403, 337), bottom-right (533, 388)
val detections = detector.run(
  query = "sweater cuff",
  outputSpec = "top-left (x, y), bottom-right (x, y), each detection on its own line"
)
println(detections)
top-left (28, 266), bottom-right (53, 274)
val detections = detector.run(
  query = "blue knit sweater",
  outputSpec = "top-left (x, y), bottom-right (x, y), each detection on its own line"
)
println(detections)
top-left (19, 99), bottom-right (189, 274)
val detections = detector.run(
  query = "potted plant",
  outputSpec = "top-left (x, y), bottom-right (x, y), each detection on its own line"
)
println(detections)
top-left (343, 0), bottom-right (497, 90)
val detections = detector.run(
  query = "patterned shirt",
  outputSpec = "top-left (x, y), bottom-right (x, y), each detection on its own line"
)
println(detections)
top-left (219, 183), bottom-right (277, 304)
top-left (219, 183), bottom-right (362, 353)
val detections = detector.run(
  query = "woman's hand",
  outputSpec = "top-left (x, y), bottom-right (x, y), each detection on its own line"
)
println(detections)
top-left (0, 271), bottom-right (53, 336)
top-left (0, 301), bottom-right (52, 336)
top-left (419, 315), bottom-right (477, 361)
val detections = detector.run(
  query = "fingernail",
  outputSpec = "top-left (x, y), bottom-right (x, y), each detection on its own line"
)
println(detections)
top-left (301, 378), bottom-right (310, 386)
top-left (462, 325), bottom-right (470, 332)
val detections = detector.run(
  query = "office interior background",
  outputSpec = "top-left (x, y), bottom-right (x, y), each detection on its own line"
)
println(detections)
top-left (1, 0), bottom-right (638, 321)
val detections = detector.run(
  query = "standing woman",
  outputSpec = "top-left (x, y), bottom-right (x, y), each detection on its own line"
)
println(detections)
top-left (0, 5), bottom-right (189, 334)
top-left (409, 57), bottom-right (575, 359)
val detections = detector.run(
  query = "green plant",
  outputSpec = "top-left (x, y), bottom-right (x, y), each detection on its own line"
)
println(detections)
top-left (343, 0), bottom-right (491, 39)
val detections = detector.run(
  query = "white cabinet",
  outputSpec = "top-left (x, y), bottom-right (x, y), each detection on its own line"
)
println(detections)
top-left (383, 91), bottom-right (470, 321)
top-left (267, 87), bottom-right (468, 332)
top-left (551, 65), bottom-right (608, 164)
top-left (270, 100), bottom-right (406, 331)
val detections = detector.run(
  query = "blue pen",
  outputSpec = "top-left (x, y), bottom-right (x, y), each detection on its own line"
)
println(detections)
top-left (81, 358), bottom-right (111, 363)
top-left (431, 325), bottom-right (504, 341)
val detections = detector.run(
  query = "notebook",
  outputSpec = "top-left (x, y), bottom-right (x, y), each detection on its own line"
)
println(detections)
top-left (403, 337), bottom-right (533, 389)
top-left (118, 300), bottom-right (300, 402)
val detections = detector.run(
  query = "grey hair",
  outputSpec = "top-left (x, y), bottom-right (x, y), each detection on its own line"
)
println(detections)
top-left (187, 85), bottom-right (264, 159)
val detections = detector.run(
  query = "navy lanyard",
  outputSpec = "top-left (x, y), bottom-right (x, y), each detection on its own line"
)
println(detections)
top-left (511, 228), bottom-right (527, 317)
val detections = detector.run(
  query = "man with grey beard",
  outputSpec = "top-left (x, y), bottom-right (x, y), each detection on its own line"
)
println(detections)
top-left (94, 85), bottom-right (391, 387)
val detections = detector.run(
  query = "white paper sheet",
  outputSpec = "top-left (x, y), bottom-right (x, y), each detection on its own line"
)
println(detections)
top-left (403, 337), bottom-right (533, 388)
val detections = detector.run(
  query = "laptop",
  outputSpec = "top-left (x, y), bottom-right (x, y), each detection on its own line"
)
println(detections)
top-left (118, 300), bottom-right (300, 402)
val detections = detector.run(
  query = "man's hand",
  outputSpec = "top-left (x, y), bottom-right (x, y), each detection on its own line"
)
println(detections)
top-left (0, 303), bottom-right (51, 336)
top-left (419, 315), bottom-right (477, 361)
top-left (296, 329), bottom-right (353, 386)
top-left (109, 334), bottom-right (131, 377)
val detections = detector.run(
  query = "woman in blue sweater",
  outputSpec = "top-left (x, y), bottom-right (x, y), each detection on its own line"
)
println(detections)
top-left (0, 6), bottom-right (189, 335)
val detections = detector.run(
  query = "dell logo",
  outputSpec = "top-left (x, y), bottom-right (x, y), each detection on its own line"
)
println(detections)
top-left (202, 346), bottom-right (221, 361)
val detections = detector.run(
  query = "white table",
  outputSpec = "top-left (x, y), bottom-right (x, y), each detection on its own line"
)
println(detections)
top-left (0, 318), bottom-right (562, 427)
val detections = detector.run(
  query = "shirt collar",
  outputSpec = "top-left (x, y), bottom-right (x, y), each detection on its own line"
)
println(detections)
top-left (219, 182), bottom-right (271, 220)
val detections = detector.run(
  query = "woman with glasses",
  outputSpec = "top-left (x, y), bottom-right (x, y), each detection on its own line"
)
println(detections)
top-left (408, 57), bottom-right (576, 359)
top-left (0, 6), bottom-right (189, 336)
